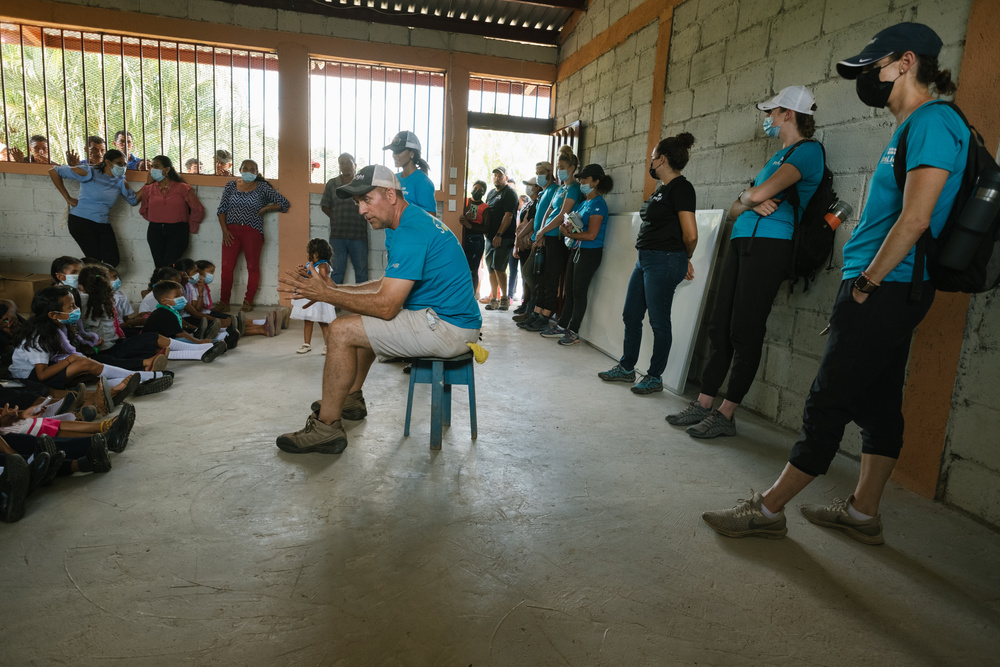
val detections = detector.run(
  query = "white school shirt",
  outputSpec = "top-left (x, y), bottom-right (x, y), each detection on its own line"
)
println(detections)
top-left (9, 342), bottom-right (51, 379)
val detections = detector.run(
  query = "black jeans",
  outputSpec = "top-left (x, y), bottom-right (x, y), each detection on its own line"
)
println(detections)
top-left (700, 236), bottom-right (793, 404)
top-left (68, 215), bottom-right (120, 267)
top-left (147, 222), bottom-right (190, 268)
top-left (463, 231), bottom-right (485, 295)
top-left (557, 247), bottom-right (603, 333)
top-left (789, 280), bottom-right (935, 476)
top-left (534, 236), bottom-right (568, 313)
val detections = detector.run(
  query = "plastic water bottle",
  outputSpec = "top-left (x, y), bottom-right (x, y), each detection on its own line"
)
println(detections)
top-left (824, 200), bottom-right (854, 230)
top-left (937, 170), bottom-right (1000, 270)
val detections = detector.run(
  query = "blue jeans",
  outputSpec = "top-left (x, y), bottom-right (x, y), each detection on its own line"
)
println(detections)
top-left (331, 237), bottom-right (369, 284)
top-left (619, 249), bottom-right (688, 378)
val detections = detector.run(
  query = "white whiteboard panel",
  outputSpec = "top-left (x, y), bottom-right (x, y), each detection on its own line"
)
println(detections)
top-left (579, 209), bottom-right (726, 395)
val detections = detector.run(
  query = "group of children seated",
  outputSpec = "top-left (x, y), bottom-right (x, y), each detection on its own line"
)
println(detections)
top-left (0, 254), bottom-right (290, 523)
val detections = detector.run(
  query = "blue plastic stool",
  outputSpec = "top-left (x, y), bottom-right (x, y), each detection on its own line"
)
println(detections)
top-left (404, 352), bottom-right (477, 450)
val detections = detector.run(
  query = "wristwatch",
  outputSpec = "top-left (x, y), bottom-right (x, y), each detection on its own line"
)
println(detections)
top-left (853, 272), bottom-right (880, 294)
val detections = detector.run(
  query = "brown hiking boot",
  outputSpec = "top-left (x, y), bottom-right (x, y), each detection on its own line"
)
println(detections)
top-left (276, 415), bottom-right (348, 454)
top-left (310, 391), bottom-right (368, 421)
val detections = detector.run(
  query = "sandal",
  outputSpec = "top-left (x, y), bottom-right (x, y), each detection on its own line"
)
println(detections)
top-left (296, 343), bottom-right (312, 354)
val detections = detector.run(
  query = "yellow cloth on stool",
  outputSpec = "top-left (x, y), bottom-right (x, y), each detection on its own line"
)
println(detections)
top-left (466, 342), bottom-right (489, 364)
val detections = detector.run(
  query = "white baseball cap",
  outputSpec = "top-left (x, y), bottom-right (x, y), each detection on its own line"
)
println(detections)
top-left (335, 164), bottom-right (401, 198)
top-left (756, 85), bottom-right (816, 115)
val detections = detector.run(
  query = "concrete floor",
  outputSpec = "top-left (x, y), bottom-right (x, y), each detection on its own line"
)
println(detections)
top-left (2, 309), bottom-right (1000, 666)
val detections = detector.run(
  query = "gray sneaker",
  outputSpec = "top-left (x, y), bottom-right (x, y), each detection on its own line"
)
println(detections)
top-left (539, 325), bottom-right (566, 338)
top-left (686, 409), bottom-right (736, 438)
top-left (800, 495), bottom-right (885, 545)
top-left (310, 391), bottom-right (368, 421)
top-left (666, 400), bottom-right (712, 425)
top-left (276, 415), bottom-right (348, 454)
top-left (702, 491), bottom-right (787, 539)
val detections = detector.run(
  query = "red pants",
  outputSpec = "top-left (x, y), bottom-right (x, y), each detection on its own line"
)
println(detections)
top-left (221, 224), bottom-right (264, 304)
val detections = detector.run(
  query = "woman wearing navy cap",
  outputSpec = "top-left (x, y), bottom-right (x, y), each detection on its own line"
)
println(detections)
top-left (703, 23), bottom-right (968, 545)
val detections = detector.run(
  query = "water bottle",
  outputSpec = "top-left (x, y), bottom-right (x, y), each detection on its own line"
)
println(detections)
top-left (533, 246), bottom-right (545, 276)
top-left (937, 170), bottom-right (1000, 270)
top-left (824, 200), bottom-right (854, 231)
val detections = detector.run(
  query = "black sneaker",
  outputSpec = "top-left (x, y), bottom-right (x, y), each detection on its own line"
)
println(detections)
top-left (136, 372), bottom-right (174, 396)
top-left (225, 322), bottom-right (240, 349)
top-left (512, 304), bottom-right (527, 315)
top-left (201, 340), bottom-right (228, 363)
top-left (516, 313), bottom-right (540, 329)
top-left (36, 435), bottom-right (63, 487)
top-left (87, 434), bottom-right (112, 473)
top-left (0, 455), bottom-right (29, 522)
top-left (105, 402), bottom-right (136, 453)
top-left (26, 451), bottom-right (51, 496)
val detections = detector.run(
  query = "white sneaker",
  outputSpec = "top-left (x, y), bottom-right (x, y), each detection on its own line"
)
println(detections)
top-left (296, 344), bottom-right (312, 354)
top-left (321, 346), bottom-right (327, 355)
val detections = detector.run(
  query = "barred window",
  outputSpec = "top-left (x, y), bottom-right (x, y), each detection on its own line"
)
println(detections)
top-left (468, 76), bottom-right (552, 119)
top-left (0, 22), bottom-right (279, 177)
top-left (309, 58), bottom-right (445, 188)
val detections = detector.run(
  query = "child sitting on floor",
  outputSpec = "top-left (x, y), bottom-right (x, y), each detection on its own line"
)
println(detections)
top-left (141, 281), bottom-right (227, 363)
top-left (0, 402), bottom-right (135, 453)
top-left (195, 259), bottom-right (244, 343)
top-left (291, 238), bottom-right (337, 354)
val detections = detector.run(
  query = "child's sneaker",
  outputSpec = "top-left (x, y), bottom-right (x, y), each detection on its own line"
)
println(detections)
top-left (87, 434), bottom-right (112, 473)
top-left (631, 375), bottom-right (663, 394)
top-left (539, 325), bottom-right (566, 339)
top-left (557, 330), bottom-right (580, 346)
top-left (598, 364), bottom-right (636, 382)
top-left (104, 402), bottom-right (136, 453)
top-left (296, 343), bottom-right (312, 354)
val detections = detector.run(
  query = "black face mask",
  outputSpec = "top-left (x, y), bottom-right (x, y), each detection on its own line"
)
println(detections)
top-left (472, 190), bottom-right (484, 201)
top-left (855, 65), bottom-right (898, 109)
top-left (648, 156), bottom-right (660, 180)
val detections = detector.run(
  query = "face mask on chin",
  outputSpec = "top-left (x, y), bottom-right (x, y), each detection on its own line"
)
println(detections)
top-left (855, 65), bottom-right (899, 109)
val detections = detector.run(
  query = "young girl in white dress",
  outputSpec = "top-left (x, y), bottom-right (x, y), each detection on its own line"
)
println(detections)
top-left (291, 238), bottom-right (337, 354)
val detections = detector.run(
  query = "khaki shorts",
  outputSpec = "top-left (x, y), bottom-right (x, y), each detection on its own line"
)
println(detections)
top-left (362, 308), bottom-right (480, 362)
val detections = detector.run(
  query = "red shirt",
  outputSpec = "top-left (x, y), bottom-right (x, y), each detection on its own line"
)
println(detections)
top-left (140, 181), bottom-right (206, 232)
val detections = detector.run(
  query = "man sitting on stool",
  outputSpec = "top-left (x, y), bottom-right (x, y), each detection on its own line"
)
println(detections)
top-left (276, 165), bottom-right (483, 455)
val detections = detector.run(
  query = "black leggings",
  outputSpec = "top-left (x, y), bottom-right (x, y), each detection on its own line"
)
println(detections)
top-left (557, 247), bottom-right (603, 333)
top-left (789, 280), bottom-right (935, 476)
top-left (534, 236), bottom-right (568, 313)
top-left (67, 215), bottom-right (120, 267)
top-left (147, 222), bottom-right (190, 268)
top-left (700, 236), bottom-right (793, 404)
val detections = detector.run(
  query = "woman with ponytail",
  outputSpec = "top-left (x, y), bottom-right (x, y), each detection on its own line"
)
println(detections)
top-left (140, 155), bottom-right (206, 268)
top-left (48, 149), bottom-right (141, 266)
top-left (384, 131), bottom-right (436, 215)
top-left (599, 133), bottom-right (698, 394)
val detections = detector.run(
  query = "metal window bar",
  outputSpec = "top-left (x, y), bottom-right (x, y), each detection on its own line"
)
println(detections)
top-left (468, 76), bottom-right (552, 120)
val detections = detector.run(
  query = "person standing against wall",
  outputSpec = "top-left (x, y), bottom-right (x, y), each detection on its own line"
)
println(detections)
top-left (599, 133), bottom-right (698, 394)
top-left (515, 161), bottom-right (559, 321)
top-left (320, 153), bottom-right (369, 284)
top-left (483, 167), bottom-right (519, 311)
top-left (384, 131), bottom-right (436, 215)
top-left (216, 159), bottom-right (290, 312)
top-left (513, 179), bottom-right (540, 313)
top-left (667, 85), bottom-right (824, 438)
top-left (702, 23), bottom-right (967, 545)
top-left (48, 149), bottom-right (140, 267)
top-left (139, 155), bottom-right (206, 268)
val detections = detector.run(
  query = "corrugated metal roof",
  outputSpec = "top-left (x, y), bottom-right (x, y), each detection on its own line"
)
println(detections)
top-left (218, 0), bottom-right (580, 45)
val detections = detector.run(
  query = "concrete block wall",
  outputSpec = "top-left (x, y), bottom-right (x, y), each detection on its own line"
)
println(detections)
top-left (49, 0), bottom-right (558, 64)
top-left (658, 0), bottom-right (972, 455)
top-left (556, 16), bottom-right (660, 213)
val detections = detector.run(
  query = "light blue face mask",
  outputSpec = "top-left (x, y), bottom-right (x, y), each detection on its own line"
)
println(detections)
top-left (61, 308), bottom-right (81, 325)
top-left (111, 164), bottom-right (127, 177)
top-left (240, 171), bottom-right (257, 183)
top-left (150, 168), bottom-right (165, 182)
top-left (171, 296), bottom-right (188, 312)
top-left (557, 169), bottom-right (569, 182)
top-left (536, 174), bottom-right (548, 188)
top-left (763, 116), bottom-right (781, 138)
top-left (189, 274), bottom-right (200, 284)
top-left (203, 273), bottom-right (215, 285)
top-left (62, 274), bottom-right (79, 288)
top-left (111, 278), bottom-right (122, 291)
top-left (579, 183), bottom-right (593, 195)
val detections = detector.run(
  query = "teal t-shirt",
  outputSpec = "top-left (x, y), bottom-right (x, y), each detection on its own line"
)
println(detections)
top-left (731, 140), bottom-right (825, 240)
top-left (532, 184), bottom-right (559, 241)
top-left (842, 102), bottom-right (969, 282)
top-left (398, 170), bottom-right (436, 215)
top-left (574, 195), bottom-right (609, 249)
top-left (384, 205), bottom-right (483, 330)
top-left (542, 182), bottom-right (582, 238)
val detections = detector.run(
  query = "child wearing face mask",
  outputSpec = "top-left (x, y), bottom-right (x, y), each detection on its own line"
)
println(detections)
top-left (171, 258), bottom-right (225, 343)
top-left (9, 286), bottom-right (158, 397)
top-left (141, 281), bottom-right (227, 363)
top-left (290, 239), bottom-right (337, 354)
top-left (459, 180), bottom-right (490, 299)
top-left (194, 259), bottom-right (243, 346)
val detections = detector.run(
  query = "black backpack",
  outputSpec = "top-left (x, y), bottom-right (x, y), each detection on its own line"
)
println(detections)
top-left (893, 100), bottom-right (1000, 298)
top-left (748, 140), bottom-right (837, 292)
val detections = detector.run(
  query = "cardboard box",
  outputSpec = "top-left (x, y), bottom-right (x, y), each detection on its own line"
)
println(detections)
top-left (0, 273), bottom-right (53, 312)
